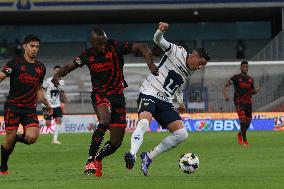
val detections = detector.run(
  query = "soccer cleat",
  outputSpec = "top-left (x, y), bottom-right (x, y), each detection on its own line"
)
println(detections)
top-left (84, 161), bottom-right (96, 175)
top-left (0, 166), bottom-right (8, 175)
top-left (124, 152), bottom-right (135, 170)
top-left (243, 140), bottom-right (249, 146)
top-left (93, 160), bottom-right (102, 177)
top-left (237, 133), bottom-right (243, 145)
top-left (140, 152), bottom-right (152, 176)
top-left (0, 171), bottom-right (8, 175)
top-left (52, 140), bottom-right (62, 145)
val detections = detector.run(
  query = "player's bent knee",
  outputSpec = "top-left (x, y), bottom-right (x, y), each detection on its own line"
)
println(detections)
top-left (174, 128), bottom-right (188, 144)
top-left (25, 135), bottom-right (38, 144)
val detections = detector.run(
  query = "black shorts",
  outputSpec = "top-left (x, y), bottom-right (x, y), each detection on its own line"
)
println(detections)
top-left (4, 105), bottom-right (39, 131)
top-left (91, 94), bottom-right (126, 127)
top-left (235, 103), bottom-right (252, 120)
top-left (137, 93), bottom-right (182, 129)
top-left (43, 107), bottom-right (63, 120)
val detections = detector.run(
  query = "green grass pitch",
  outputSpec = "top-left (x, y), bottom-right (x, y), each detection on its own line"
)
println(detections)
top-left (0, 131), bottom-right (284, 189)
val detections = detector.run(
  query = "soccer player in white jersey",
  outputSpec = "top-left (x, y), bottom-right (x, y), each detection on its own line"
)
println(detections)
top-left (124, 22), bottom-right (210, 176)
top-left (42, 65), bottom-right (68, 144)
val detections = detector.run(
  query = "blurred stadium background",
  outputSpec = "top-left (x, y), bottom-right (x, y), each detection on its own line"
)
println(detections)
top-left (0, 1), bottom-right (284, 189)
top-left (0, 0), bottom-right (284, 116)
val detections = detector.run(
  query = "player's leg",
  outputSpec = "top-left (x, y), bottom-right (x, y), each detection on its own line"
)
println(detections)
top-left (125, 94), bottom-right (155, 170)
top-left (243, 105), bottom-right (252, 146)
top-left (1, 108), bottom-right (20, 174)
top-left (1, 130), bottom-right (17, 174)
top-left (93, 96), bottom-right (126, 177)
top-left (147, 120), bottom-right (187, 160)
top-left (236, 104), bottom-right (246, 145)
top-left (140, 102), bottom-right (187, 176)
top-left (86, 95), bottom-right (112, 164)
top-left (21, 112), bottom-right (40, 145)
top-left (52, 107), bottom-right (63, 144)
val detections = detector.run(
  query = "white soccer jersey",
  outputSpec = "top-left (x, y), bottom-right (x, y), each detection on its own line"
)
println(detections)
top-left (140, 30), bottom-right (194, 103)
top-left (42, 77), bottom-right (64, 108)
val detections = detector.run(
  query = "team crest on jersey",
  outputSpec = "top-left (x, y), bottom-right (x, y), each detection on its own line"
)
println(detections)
top-left (89, 56), bottom-right (95, 62)
top-left (5, 67), bottom-right (12, 74)
top-left (74, 57), bottom-right (83, 65)
top-left (35, 67), bottom-right (42, 75)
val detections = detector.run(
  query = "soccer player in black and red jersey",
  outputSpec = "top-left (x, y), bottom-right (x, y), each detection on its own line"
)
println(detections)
top-left (52, 28), bottom-right (157, 177)
top-left (0, 35), bottom-right (53, 174)
top-left (224, 61), bottom-right (260, 146)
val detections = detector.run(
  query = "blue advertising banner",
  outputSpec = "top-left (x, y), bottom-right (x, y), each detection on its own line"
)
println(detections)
top-left (149, 119), bottom-right (275, 132)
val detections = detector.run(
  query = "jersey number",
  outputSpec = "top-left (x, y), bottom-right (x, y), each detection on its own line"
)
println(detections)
top-left (50, 90), bottom-right (60, 100)
top-left (163, 70), bottom-right (183, 97)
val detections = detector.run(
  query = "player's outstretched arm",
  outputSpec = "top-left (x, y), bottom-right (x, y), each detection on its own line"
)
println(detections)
top-left (0, 72), bottom-right (7, 84)
top-left (223, 80), bottom-right (232, 101)
top-left (52, 63), bottom-right (78, 87)
top-left (132, 43), bottom-right (158, 76)
top-left (153, 22), bottom-right (171, 51)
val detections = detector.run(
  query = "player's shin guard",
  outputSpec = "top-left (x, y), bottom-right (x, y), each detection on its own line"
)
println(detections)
top-left (148, 128), bottom-right (188, 160)
top-left (0, 145), bottom-right (11, 171)
top-left (130, 119), bottom-right (149, 156)
top-left (95, 141), bottom-right (119, 161)
top-left (87, 123), bottom-right (107, 163)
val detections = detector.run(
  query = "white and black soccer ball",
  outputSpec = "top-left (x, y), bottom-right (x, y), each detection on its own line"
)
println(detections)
top-left (178, 153), bottom-right (199, 174)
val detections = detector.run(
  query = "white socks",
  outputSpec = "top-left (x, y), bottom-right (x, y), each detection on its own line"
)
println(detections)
top-left (130, 119), bottom-right (149, 157)
top-left (148, 128), bottom-right (188, 160)
top-left (53, 123), bottom-right (61, 142)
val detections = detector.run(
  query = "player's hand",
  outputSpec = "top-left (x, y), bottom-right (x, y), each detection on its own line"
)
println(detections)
top-left (255, 86), bottom-right (261, 93)
top-left (45, 107), bottom-right (53, 116)
top-left (51, 75), bottom-right (61, 88)
top-left (148, 63), bottom-right (159, 76)
top-left (159, 22), bottom-right (169, 32)
top-left (177, 103), bottom-right (186, 114)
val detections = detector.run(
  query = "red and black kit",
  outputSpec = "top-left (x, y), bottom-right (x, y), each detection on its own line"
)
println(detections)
top-left (73, 40), bottom-right (133, 127)
top-left (2, 57), bottom-right (46, 130)
top-left (230, 74), bottom-right (255, 119)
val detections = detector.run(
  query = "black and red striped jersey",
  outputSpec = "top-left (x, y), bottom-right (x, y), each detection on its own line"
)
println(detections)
top-left (2, 57), bottom-right (46, 109)
top-left (73, 39), bottom-right (133, 97)
top-left (230, 74), bottom-right (255, 104)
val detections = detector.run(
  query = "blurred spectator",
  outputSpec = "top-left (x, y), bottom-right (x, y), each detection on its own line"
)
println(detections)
top-left (236, 40), bottom-right (245, 59)
top-left (0, 40), bottom-right (8, 58)
top-left (14, 39), bottom-right (22, 57)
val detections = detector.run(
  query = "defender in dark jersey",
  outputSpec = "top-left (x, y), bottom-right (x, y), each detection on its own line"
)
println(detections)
top-left (224, 61), bottom-right (260, 146)
top-left (52, 28), bottom-right (157, 177)
top-left (0, 35), bottom-right (53, 174)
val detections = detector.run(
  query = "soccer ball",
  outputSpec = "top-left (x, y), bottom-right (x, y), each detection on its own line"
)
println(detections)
top-left (178, 153), bottom-right (199, 174)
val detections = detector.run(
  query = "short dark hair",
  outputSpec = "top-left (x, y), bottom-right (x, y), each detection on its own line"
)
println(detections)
top-left (194, 48), bottom-right (210, 61)
top-left (91, 28), bottom-right (106, 36)
top-left (53, 65), bottom-right (61, 70)
top-left (241, 60), bottom-right (248, 65)
top-left (23, 34), bottom-right (40, 44)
